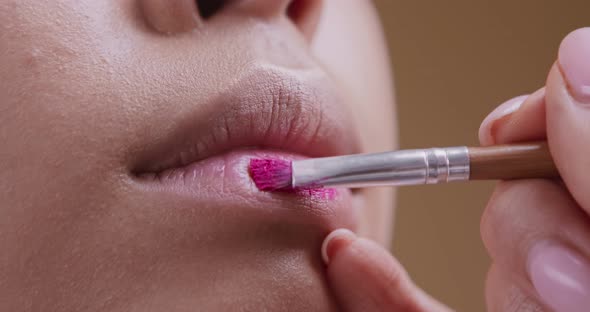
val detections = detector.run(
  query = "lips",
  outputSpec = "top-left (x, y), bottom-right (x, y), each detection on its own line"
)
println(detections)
top-left (133, 64), bottom-right (361, 231)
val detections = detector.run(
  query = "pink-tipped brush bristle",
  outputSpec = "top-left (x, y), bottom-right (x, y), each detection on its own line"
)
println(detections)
top-left (249, 158), bottom-right (293, 191)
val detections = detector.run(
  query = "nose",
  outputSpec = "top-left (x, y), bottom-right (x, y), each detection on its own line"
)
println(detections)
top-left (141, 0), bottom-right (323, 40)
top-left (141, 0), bottom-right (202, 34)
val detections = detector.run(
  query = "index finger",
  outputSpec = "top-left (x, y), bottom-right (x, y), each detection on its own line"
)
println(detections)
top-left (478, 87), bottom-right (547, 146)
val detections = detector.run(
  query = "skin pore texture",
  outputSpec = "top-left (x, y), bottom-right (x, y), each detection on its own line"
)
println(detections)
top-left (0, 0), bottom-right (396, 311)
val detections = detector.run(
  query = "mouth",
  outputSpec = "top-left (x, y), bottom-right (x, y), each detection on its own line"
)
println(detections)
top-left (132, 64), bottom-right (362, 230)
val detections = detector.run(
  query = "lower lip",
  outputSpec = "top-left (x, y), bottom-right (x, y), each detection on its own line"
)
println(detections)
top-left (137, 150), bottom-right (358, 231)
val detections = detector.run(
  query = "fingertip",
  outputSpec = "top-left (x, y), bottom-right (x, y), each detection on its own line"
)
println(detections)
top-left (322, 228), bottom-right (357, 264)
top-left (557, 27), bottom-right (590, 103)
top-left (479, 88), bottom-right (547, 145)
top-left (479, 95), bottom-right (529, 146)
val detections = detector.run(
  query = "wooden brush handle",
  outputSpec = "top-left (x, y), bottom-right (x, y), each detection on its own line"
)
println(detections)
top-left (468, 142), bottom-right (559, 180)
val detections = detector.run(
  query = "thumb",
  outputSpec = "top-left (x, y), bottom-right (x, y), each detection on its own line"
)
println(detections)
top-left (322, 229), bottom-right (452, 312)
top-left (546, 27), bottom-right (590, 213)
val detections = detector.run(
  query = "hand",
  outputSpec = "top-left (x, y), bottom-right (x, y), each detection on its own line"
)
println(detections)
top-left (478, 28), bottom-right (590, 311)
top-left (321, 229), bottom-right (452, 311)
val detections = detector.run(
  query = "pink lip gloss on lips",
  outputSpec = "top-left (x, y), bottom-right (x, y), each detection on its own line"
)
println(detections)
top-left (248, 158), bottom-right (336, 200)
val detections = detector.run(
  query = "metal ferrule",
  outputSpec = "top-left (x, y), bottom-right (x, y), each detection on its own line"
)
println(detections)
top-left (291, 147), bottom-right (470, 188)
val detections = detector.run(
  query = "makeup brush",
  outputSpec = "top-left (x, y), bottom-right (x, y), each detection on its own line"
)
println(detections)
top-left (249, 142), bottom-right (558, 191)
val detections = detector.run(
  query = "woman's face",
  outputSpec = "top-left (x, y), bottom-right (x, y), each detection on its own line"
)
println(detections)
top-left (0, 0), bottom-right (396, 310)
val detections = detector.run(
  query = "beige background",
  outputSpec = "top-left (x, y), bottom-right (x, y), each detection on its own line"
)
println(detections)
top-left (373, 1), bottom-right (589, 310)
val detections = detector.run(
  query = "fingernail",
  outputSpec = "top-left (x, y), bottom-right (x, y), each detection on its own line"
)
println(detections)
top-left (528, 242), bottom-right (590, 312)
top-left (479, 95), bottom-right (528, 145)
top-left (558, 27), bottom-right (590, 103)
top-left (321, 229), bottom-right (357, 264)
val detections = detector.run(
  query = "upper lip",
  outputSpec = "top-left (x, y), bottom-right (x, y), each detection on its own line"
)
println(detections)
top-left (134, 64), bottom-right (361, 174)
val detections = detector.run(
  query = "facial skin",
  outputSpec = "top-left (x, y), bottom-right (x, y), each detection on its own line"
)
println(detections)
top-left (0, 0), bottom-right (396, 311)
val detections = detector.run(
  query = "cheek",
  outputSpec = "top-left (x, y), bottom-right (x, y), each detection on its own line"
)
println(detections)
top-left (0, 1), bottom-right (153, 176)
top-left (312, 0), bottom-right (397, 150)
top-left (0, 1), bottom-right (145, 281)
top-left (356, 188), bottom-right (396, 245)
top-left (311, 0), bottom-right (397, 244)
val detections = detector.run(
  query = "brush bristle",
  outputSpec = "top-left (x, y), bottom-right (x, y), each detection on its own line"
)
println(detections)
top-left (249, 158), bottom-right (293, 191)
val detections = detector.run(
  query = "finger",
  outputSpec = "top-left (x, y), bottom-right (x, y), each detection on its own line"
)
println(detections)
top-left (485, 264), bottom-right (545, 312)
top-left (546, 27), bottom-right (590, 213)
top-left (322, 229), bottom-right (452, 312)
top-left (478, 87), bottom-right (546, 146)
top-left (481, 179), bottom-right (590, 312)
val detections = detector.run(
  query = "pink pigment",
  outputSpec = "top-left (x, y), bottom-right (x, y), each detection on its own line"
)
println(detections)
top-left (249, 158), bottom-right (292, 191)
top-left (249, 158), bottom-right (336, 200)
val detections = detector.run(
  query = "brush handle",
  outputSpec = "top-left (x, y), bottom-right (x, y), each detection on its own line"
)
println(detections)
top-left (468, 142), bottom-right (559, 180)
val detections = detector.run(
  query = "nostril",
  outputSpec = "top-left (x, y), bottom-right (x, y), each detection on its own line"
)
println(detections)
top-left (287, 0), bottom-right (323, 41)
top-left (286, 0), bottom-right (307, 22)
top-left (196, 0), bottom-right (228, 19)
